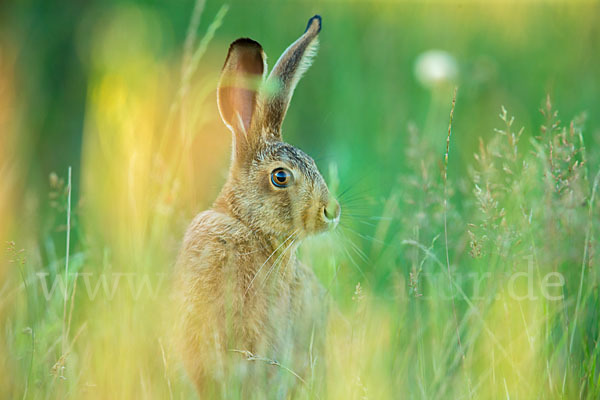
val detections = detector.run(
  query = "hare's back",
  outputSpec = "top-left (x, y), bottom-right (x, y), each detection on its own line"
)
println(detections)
top-left (176, 210), bottom-right (255, 337)
top-left (178, 209), bottom-right (254, 274)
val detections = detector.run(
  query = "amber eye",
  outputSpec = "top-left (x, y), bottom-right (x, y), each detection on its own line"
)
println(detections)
top-left (271, 168), bottom-right (292, 188)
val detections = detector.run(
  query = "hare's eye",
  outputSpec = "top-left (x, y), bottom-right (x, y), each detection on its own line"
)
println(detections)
top-left (271, 168), bottom-right (292, 188)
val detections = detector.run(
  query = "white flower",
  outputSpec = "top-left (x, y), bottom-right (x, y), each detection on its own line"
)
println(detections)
top-left (414, 50), bottom-right (458, 88)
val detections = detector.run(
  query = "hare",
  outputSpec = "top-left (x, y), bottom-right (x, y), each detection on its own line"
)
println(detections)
top-left (175, 15), bottom-right (339, 396)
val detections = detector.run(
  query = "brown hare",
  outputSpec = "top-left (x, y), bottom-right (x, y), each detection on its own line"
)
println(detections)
top-left (175, 15), bottom-right (339, 397)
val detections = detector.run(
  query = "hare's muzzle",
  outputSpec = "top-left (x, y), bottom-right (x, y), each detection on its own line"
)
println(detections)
top-left (323, 199), bottom-right (341, 227)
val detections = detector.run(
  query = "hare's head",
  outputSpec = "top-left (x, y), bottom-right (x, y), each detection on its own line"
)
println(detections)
top-left (216, 15), bottom-right (339, 239)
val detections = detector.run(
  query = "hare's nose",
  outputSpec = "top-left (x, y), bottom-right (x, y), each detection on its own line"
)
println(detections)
top-left (324, 199), bottom-right (341, 222)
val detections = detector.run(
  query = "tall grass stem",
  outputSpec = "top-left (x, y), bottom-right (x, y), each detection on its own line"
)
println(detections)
top-left (61, 166), bottom-right (72, 353)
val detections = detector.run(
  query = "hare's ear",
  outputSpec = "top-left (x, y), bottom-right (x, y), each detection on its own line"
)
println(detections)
top-left (217, 38), bottom-right (267, 159)
top-left (261, 15), bottom-right (321, 138)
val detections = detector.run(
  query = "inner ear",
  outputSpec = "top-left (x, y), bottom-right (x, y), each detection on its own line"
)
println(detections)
top-left (217, 38), bottom-right (267, 158)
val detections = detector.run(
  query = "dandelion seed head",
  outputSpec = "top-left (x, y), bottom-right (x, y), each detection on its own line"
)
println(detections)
top-left (414, 50), bottom-right (458, 89)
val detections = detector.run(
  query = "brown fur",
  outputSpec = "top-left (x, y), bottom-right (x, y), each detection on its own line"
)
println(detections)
top-left (175, 15), bottom-right (338, 396)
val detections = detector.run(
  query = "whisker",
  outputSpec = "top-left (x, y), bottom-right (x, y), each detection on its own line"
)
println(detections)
top-left (244, 230), bottom-right (298, 296)
top-left (335, 186), bottom-right (373, 205)
top-left (342, 214), bottom-right (393, 222)
top-left (323, 232), bottom-right (344, 295)
top-left (341, 213), bottom-right (374, 218)
top-left (341, 215), bottom-right (380, 222)
top-left (260, 234), bottom-right (299, 289)
top-left (277, 235), bottom-right (300, 278)
top-left (344, 236), bottom-right (369, 263)
top-left (338, 199), bottom-right (373, 210)
top-left (337, 192), bottom-right (372, 204)
top-left (341, 226), bottom-right (386, 246)
top-left (335, 166), bottom-right (377, 194)
top-left (337, 186), bottom-right (372, 197)
top-left (336, 186), bottom-right (355, 200)
top-left (337, 236), bottom-right (368, 281)
top-left (341, 219), bottom-right (377, 228)
top-left (371, 216), bottom-right (394, 221)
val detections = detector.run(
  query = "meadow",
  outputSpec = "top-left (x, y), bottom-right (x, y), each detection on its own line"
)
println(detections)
top-left (1, 0), bottom-right (600, 398)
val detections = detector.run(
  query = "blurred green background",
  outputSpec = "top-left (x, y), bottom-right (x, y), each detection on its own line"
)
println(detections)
top-left (3, 0), bottom-right (599, 196)
top-left (1, 0), bottom-right (600, 398)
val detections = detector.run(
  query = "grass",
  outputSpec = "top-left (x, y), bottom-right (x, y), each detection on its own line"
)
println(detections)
top-left (1, 0), bottom-right (600, 398)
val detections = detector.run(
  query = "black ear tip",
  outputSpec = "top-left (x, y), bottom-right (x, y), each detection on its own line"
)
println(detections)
top-left (230, 37), bottom-right (262, 50)
top-left (224, 38), bottom-right (265, 73)
top-left (305, 15), bottom-right (322, 34)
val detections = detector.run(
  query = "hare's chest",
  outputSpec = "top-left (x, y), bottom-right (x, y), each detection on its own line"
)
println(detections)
top-left (236, 249), bottom-right (299, 349)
